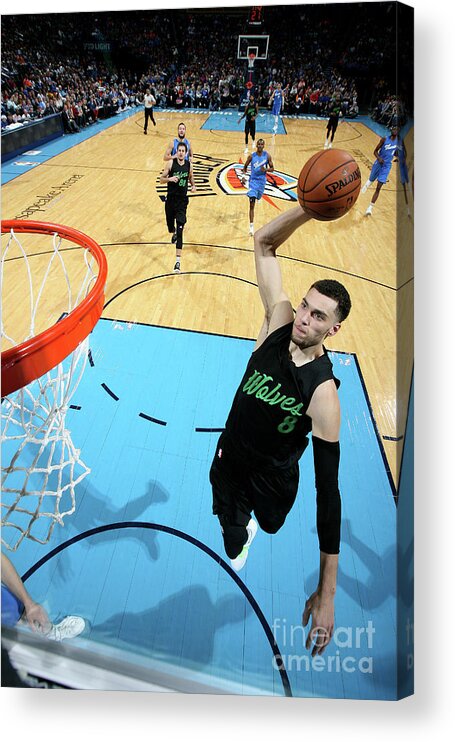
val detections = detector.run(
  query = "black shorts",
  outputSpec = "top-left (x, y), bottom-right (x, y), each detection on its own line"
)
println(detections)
top-left (165, 195), bottom-right (189, 225)
top-left (245, 120), bottom-right (256, 139)
top-left (327, 118), bottom-right (338, 135)
top-left (210, 431), bottom-right (299, 535)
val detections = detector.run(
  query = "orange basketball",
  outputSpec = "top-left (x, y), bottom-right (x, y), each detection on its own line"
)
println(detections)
top-left (297, 149), bottom-right (361, 221)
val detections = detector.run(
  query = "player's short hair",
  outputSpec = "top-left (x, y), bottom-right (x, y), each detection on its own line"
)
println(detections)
top-left (178, 122), bottom-right (186, 129)
top-left (311, 280), bottom-right (352, 322)
top-left (257, 138), bottom-right (265, 146)
top-left (177, 141), bottom-right (188, 152)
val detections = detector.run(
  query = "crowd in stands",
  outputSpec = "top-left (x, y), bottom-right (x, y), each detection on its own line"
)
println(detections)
top-left (370, 94), bottom-right (407, 128)
top-left (1, 6), bottom-right (410, 134)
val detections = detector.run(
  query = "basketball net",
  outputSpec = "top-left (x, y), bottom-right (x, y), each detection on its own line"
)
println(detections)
top-left (1, 224), bottom-right (105, 551)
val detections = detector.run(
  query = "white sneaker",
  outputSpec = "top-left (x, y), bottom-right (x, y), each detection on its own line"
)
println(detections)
top-left (273, 125), bottom-right (278, 133)
top-left (365, 205), bottom-right (373, 216)
top-left (46, 616), bottom-right (86, 641)
top-left (361, 183), bottom-right (370, 195)
top-left (252, 142), bottom-right (256, 150)
top-left (244, 147), bottom-right (249, 154)
top-left (328, 142), bottom-right (332, 148)
top-left (249, 225), bottom-right (254, 236)
top-left (230, 519), bottom-right (258, 571)
top-left (324, 142), bottom-right (328, 149)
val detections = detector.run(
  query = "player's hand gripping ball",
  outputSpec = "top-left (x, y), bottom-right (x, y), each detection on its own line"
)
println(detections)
top-left (297, 149), bottom-right (361, 221)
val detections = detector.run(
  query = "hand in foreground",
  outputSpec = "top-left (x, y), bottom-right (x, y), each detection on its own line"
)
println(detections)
top-left (24, 601), bottom-right (52, 634)
top-left (302, 590), bottom-right (335, 656)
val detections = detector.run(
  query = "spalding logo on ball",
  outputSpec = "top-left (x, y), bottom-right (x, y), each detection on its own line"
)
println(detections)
top-left (298, 149), bottom-right (361, 221)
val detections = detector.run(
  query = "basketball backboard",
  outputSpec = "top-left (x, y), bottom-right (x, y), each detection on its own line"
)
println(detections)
top-left (237, 35), bottom-right (269, 60)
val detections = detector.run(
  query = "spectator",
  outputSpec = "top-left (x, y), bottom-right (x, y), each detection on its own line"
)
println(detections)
top-left (1, 552), bottom-right (86, 642)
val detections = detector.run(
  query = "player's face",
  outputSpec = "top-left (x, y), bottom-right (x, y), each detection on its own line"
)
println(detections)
top-left (176, 145), bottom-right (186, 161)
top-left (178, 125), bottom-right (186, 139)
top-left (291, 288), bottom-right (341, 349)
top-left (256, 140), bottom-right (264, 153)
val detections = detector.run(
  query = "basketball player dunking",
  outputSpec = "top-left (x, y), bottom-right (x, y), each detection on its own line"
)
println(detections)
top-left (209, 206), bottom-right (351, 656)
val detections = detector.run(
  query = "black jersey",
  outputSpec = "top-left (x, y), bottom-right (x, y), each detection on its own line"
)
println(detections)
top-left (245, 101), bottom-right (257, 121)
top-left (328, 106), bottom-right (341, 124)
top-left (167, 158), bottom-right (190, 197)
top-left (224, 322), bottom-right (339, 469)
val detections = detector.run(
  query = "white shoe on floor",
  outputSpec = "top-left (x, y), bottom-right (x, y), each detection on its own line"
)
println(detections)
top-left (244, 147), bottom-right (249, 154)
top-left (230, 519), bottom-right (258, 571)
top-left (249, 226), bottom-right (254, 236)
top-left (46, 616), bottom-right (86, 641)
top-left (365, 205), bottom-right (373, 216)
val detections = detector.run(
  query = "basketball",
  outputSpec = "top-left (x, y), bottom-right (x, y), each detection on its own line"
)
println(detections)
top-left (297, 149), bottom-right (361, 221)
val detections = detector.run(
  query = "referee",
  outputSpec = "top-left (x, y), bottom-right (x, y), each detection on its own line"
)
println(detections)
top-left (143, 88), bottom-right (156, 134)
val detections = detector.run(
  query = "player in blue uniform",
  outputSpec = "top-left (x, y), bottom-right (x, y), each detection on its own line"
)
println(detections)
top-left (268, 83), bottom-right (284, 132)
top-left (361, 125), bottom-right (403, 216)
top-left (240, 138), bottom-right (274, 236)
top-left (163, 122), bottom-right (193, 164)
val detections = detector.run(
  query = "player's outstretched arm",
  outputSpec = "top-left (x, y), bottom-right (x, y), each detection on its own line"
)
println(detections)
top-left (253, 206), bottom-right (311, 332)
top-left (163, 143), bottom-right (175, 161)
top-left (241, 154), bottom-right (252, 183)
top-left (303, 379), bottom-right (342, 656)
top-left (374, 137), bottom-right (386, 163)
top-left (1, 553), bottom-right (52, 633)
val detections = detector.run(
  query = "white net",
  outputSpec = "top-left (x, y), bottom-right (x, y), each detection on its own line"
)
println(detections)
top-left (1, 226), bottom-right (100, 551)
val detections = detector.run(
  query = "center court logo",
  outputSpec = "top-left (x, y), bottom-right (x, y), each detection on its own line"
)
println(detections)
top-left (217, 163), bottom-right (298, 203)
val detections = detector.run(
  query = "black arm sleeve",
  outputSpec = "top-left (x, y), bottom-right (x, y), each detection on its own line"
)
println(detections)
top-left (312, 436), bottom-right (342, 554)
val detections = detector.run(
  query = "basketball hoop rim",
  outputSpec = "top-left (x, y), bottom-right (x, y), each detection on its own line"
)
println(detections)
top-left (1, 220), bottom-right (108, 397)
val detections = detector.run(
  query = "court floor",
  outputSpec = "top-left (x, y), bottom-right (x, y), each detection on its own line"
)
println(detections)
top-left (1, 105), bottom-right (413, 698)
